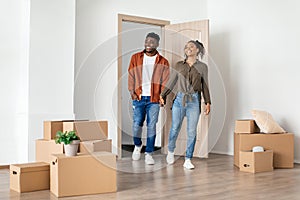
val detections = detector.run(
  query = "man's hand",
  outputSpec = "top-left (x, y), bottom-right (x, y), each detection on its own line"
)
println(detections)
top-left (130, 91), bottom-right (138, 100)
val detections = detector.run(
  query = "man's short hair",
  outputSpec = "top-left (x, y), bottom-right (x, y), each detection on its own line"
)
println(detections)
top-left (146, 32), bottom-right (160, 43)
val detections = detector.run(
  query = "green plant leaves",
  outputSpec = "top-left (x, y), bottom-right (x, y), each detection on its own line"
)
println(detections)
top-left (55, 130), bottom-right (80, 145)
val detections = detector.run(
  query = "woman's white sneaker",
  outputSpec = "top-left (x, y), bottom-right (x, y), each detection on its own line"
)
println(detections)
top-left (183, 159), bottom-right (195, 169)
top-left (166, 151), bottom-right (175, 164)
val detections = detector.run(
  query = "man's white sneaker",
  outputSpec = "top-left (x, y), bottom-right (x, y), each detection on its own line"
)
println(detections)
top-left (145, 154), bottom-right (155, 165)
top-left (132, 145), bottom-right (142, 161)
top-left (183, 159), bottom-right (195, 169)
top-left (166, 151), bottom-right (175, 164)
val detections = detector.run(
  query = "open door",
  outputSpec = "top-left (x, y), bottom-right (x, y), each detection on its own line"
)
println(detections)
top-left (162, 20), bottom-right (210, 158)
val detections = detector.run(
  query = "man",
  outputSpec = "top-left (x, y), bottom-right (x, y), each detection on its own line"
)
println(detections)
top-left (128, 32), bottom-right (169, 165)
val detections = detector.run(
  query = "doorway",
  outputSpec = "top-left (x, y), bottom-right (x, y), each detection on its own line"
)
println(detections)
top-left (118, 14), bottom-right (210, 159)
top-left (118, 14), bottom-right (170, 158)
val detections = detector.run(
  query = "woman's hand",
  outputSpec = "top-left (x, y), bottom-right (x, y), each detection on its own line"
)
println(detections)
top-left (204, 103), bottom-right (210, 115)
top-left (159, 96), bottom-right (165, 106)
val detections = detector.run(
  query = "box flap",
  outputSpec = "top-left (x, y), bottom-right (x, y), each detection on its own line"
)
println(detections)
top-left (44, 120), bottom-right (63, 123)
top-left (61, 119), bottom-right (88, 122)
top-left (73, 121), bottom-right (107, 141)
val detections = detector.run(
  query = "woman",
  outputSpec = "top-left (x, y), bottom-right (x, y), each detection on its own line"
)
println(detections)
top-left (160, 40), bottom-right (211, 169)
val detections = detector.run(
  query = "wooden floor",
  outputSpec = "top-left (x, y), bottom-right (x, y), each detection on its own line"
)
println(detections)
top-left (1, 153), bottom-right (300, 200)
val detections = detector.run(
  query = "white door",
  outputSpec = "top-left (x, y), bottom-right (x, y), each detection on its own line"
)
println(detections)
top-left (162, 20), bottom-right (210, 158)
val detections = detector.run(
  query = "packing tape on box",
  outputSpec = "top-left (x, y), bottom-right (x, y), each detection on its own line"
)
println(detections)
top-left (252, 146), bottom-right (264, 152)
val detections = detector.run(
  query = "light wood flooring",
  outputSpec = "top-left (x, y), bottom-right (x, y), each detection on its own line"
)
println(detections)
top-left (1, 153), bottom-right (300, 200)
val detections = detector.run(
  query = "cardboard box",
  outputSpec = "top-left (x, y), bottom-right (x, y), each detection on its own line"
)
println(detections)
top-left (36, 139), bottom-right (64, 163)
top-left (234, 133), bottom-right (294, 168)
top-left (43, 121), bottom-right (63, 140)
top-left (79, 139), bottom-right (112, 153)
top-left (235, 119), bottom-right (260, 133)
top-left (10, 162), bottom-right (50, 192)
top-left (63, 121), bottom-right (108, 141)
top-left (50, 152), bottom-right (116, 197)
top-left (239, 150), bottom-right (273, 173)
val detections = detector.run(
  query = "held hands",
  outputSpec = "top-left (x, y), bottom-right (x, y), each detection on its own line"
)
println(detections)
top-left (204, 103), bottom-right (211, 115)
top-left (159, 96), bottom-right (165, 107)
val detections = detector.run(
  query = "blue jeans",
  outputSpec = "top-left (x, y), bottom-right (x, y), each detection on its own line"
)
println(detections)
top-left (132, 96), bottom-right (160, 154)
top-left (168, 92), bottom-right (200, 159)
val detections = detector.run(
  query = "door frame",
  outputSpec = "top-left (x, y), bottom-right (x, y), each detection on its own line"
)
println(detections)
top-left (117, 14), bottom-right (170, 158)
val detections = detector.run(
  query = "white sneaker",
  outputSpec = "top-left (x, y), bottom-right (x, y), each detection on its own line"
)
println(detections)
top-left (183, 159), bottom-right (195, 169)
top-left (166, 151), bottom-right (175, 164)
top-left (132, 145), bottom-right (142, 161)
top-left (145, 154), bottom-right (155, 165)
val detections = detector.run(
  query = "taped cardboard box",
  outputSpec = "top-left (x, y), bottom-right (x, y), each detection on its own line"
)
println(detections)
top-left (235, 119), bottom-right (260, 133)
top-left (10, 162), bottom-right (50, 192)
top-left (234, 133), bottom-right (294, 168)
top-left (50, 152), bottom-right (116, 197)
top-left (35, 139), bottom-right (64, 163)
top-left (239, 150), bottom-right (273, 173)
top-left (63, 121), bottom-right (108, 141)
top-left (79, 139), bottom-right (112, 153)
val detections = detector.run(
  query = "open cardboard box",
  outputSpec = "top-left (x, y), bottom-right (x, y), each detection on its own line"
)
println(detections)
top-left (234, 133), bottom-right (294, 168)
top-left (239, 150), bottom-right (273, 173)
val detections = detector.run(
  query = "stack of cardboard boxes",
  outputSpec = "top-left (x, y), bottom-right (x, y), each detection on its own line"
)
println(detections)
top-left (234, 119), bottom-right (294, 173)
top-left (10, 120), bottom-right (117, 197)
top-left (36, 120), bottom-right (112, 162)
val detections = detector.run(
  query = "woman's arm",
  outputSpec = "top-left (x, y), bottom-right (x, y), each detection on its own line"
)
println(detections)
top-left (160, 63), bottom-right (179, 101)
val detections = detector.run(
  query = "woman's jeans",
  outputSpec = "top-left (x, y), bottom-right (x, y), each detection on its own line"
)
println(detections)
top-left (132, 96), bottom-right (160, 154)
top-left (168, 92), bottom-right (200, 159)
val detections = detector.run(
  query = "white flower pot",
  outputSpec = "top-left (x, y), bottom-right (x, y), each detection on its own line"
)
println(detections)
top-left (64, 140), bottom-right (80, 157)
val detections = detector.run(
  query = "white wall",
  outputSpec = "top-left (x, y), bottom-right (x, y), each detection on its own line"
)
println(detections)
top-left (2, 0), bottom-right (298, 164)
top-left (28, 0), bottom-right (76, 161)
top-left (0, 0), bottom-right (76, 165)
top-left (75, 0), bottom-right (208, 154)
top-left (207, 0), bottom-right (300, 162)
top-left (0, 0), bottom-right (30, 165)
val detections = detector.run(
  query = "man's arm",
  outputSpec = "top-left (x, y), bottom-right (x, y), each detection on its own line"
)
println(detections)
top-left (128, 55), bottom-right (138, 100)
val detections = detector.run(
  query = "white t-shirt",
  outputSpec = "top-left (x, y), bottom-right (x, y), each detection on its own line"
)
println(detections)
top-left (142, 54), bottom-right (157, 96)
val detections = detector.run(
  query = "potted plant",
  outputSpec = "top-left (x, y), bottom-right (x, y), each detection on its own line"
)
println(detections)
top-left (55, 130), bottom-right (80, 157)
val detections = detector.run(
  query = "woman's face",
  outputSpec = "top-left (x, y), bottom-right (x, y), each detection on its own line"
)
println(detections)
top-left (184, 42), bottom-right (199, 57)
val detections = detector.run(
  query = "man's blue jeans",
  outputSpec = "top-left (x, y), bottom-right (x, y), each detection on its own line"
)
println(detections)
top-left (168, 92), bottom-right (200, 159)
top-left (132, 96), bottom-right (160, 154)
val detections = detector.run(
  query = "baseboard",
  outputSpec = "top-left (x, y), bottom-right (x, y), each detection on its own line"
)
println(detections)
top-left (210, 150), bottom-right (233, 156)
top-left (0, 165), bottom-right (9, 169)
top-left (294, 160), bottom-right (300, 164)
